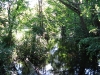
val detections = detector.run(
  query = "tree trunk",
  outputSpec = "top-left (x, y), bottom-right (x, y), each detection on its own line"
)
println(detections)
top-left (78, 66), bottom-right (85, 75)
top-left (38, 0), bottom-right (45, 36)
top-left (79, 16), bottom-right (89, 37)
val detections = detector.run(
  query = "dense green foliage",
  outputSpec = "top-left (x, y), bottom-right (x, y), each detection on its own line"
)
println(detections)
top-left (0, 0), bottom-right (100, 75)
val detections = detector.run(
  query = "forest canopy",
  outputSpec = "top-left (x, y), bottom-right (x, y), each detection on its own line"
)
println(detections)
top-left (0, 0), bottom-right (100, 75)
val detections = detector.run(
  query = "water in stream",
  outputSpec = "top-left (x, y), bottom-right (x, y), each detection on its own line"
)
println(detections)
top-left (10, 44), bottom-right (100, 75)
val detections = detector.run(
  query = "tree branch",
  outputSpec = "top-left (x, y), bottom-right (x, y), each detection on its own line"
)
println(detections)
top-left (59, 0), bottom-right (80, 15)
top-left (59, 0), bottom-right (89, 37)
top-left (67, 0), bottom-right (83, 5)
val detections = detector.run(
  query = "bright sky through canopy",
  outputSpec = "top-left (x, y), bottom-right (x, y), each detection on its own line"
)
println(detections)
top-left (27, 0), bottom-right (38, 8)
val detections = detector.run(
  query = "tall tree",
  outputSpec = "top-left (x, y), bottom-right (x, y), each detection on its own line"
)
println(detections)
top-left (46, 0), bottom-right (100, 75)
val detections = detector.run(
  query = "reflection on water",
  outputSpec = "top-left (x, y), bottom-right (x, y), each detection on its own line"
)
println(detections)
top-left (39, 63), bottom-right (53, 75)
top-left (10, 44), bottom-right (100, 75)
top-left (11, 60), bottom-right (100, 75)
